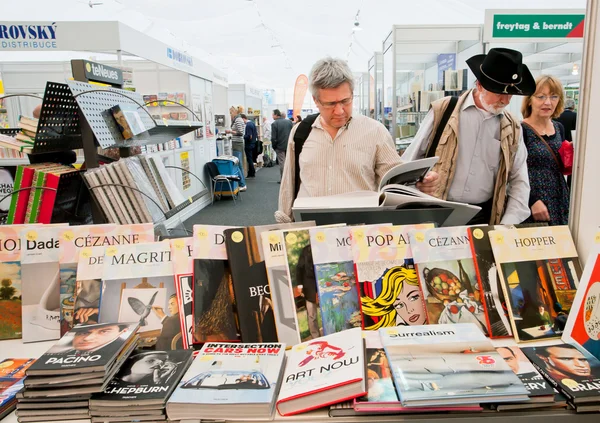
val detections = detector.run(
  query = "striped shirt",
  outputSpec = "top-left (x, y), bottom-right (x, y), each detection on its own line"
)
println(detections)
top-left (275, 114), bottom-right (401, 222)
top-left (231, 115), bottom-right (245, 147)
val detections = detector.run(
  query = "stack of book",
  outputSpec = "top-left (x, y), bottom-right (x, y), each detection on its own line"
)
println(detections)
top-left (15, 323), bottom-right (140, 423)
top-left (0, 115), bottom-right (38, 155)
top-left (0, 359), bottom-right (35, 420)
top-left (83, 155), bottom-right (185, 225)
top-left (89, 349), bottom-right (194, 423)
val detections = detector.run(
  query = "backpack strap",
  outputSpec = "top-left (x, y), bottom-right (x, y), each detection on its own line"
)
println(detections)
top-left (426, 96), bottom-right (458, 158)
top-left (293, 113), bottom-right (320, 200)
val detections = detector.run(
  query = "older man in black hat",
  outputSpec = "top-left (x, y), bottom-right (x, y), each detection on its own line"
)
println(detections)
top-left (404, 48), bottom-right (536, 225)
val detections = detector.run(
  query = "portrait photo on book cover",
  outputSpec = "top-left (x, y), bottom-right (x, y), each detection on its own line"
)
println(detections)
top-left (500, 257), bottom-right (580, 341)
top-left (46, 322), bottom-right (135, 355)
top-left (113, 350), bottom-right (188, 386)
top-left (99, 276), bottom-right (183, 350)
top-left (181, 370), bottom-right (271, 390)
top-left (530, 344), bottom-right (598, 385)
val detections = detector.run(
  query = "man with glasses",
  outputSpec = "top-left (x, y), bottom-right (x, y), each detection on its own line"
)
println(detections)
top-left (275, 57), bottom-right (439, 223)
top-left (403, 48), bottom-right (535, 225)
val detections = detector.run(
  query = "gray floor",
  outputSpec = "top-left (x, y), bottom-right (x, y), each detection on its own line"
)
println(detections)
top-left (184, 165), bottom-right (281, 230)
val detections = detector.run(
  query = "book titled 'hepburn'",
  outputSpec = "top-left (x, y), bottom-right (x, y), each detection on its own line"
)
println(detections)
top-left (26, 322), bottom-right (139, 376)
top-left (380, 323), bottom-right (528, 407)
top-left (276, 327), bottom-right (366, 416)
top-left (166, 342), bottom-right (286, 421)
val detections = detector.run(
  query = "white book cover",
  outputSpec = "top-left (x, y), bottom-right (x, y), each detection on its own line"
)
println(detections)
top-left (276, 327), bottom-right (366, 415)
top-left (170, 237), bottom-right (194, 349)
top-left (379, 323), bottom-right (528, 406)
top-left (100, 241), bottom-right (184, 351)
top-left (168, 342), bottom-right (286, 406)
top-left (193, 225), bottom-right (236, 260)
top-left (309, 226), bottom-right (362, 335)
top-left (409, 226), bottom-right (487, 333)
top-left (262, 230), bottom-right (301, 346)
top-left (20, 225), bottom-right (67, 343)
top-left (350, 224), bottom-right (434, 330)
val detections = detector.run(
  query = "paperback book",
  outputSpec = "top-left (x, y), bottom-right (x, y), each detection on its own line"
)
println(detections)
top-left (380, 323), bottom-right (528, 407)
top-left (276, 327), bottom-right (366, 416)
top-left (410, 226), bottom-right (488, 333)
top-left (192, 225), bottom-right (239, 345)
top-left (309, 226), bottom-right (362, 335)
top-left (100, 241), bottom-right (184, 350)
top-left (489, 226), bottom-right (581, 342)
top-left (166, 342), bottom-right (286, 421)
top-left (350, 224), bottom-right (433, 330)
top-left (170, 237), bottom-right (194, 349)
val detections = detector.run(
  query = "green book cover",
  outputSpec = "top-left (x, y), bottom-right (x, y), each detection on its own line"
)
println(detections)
top-left (6, 164), bottom-right (24, 224)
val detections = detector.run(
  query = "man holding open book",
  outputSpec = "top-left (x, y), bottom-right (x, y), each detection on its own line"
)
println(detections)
top-left (275, 57), bottom-right (439, 223)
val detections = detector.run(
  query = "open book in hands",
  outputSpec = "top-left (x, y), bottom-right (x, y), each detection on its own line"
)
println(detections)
top-left (292, 157), bottom-right (481, 227)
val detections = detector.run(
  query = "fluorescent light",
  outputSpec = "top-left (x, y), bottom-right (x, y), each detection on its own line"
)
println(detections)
top-left (572, 64), bottom-right (579, 76)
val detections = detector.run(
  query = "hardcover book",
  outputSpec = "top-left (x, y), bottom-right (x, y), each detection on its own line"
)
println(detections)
top-left (170, 237), bottom-right (194, 349)
top-left (489, 226), bottom-right (581, 343)
top-left (73, 246), bottom-right (107, 328)
top-left (277, 327), bottom-right (366, 416)
top-left (224, 222), bottom-right (314, 343)
top-left (6, 164), bottom-right (35, 224)
top-left (379, 323), bottom-right (528, 407)
top-left (0, 358), bottom-right (35, 420)
top-left (192, 225), bottom-right (239, 345)
top-left (522, 343), bottom-right (600, 404)
top-left (309, 226), bottom-right (362, 335)
top-left (563, 246), bottom-right (600, 361)
top-left (410, 226), bottom-right (488, 333)
top-left (91, 349), bottom-right (194, 407)
top-left (166, 342), bottom-right (286, 421)
top-left (100, 241), bottom-right (184, 351)
top-left (495, 346), bottom-right (555, 401)
top-left (350, 224), bottom-right (434, 330)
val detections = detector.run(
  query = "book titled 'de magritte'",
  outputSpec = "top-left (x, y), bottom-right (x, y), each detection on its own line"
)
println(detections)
top-left (276, 327), bottom-right (366, 416)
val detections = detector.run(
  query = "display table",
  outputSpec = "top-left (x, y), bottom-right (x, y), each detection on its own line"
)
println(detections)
top-left (0, 337), bottom-right (591, 423)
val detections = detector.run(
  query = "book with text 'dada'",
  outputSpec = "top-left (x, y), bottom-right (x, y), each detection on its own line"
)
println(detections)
top-left (380, 323), bottom-right (528, 407)
top-left (166, 342), bottom-right (286, 421)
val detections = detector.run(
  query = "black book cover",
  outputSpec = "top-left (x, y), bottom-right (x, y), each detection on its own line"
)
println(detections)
top-left (91, 349), bottom-right (193, 405)
top-left (224, 227), bottom-right (278, 343)
top-left (26, 322), bottom-right (139, 376)
top-left (522, 343), bottom-right (600, 403)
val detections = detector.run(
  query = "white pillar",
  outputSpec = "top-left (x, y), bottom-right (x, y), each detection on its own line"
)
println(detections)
top-left (570, 0), bottom-right (600, 266)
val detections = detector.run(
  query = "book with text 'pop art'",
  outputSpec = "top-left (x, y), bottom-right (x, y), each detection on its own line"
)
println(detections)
top-left (276, 327), bottom-right (366, 416)
top-left (489, 225), bottom-right (581, 343)
top-left (166, 342), bottom-right (286, 421)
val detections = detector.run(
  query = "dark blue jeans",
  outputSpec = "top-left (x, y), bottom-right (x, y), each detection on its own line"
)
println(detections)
top-left (245, 143), bottom-right (256, 177)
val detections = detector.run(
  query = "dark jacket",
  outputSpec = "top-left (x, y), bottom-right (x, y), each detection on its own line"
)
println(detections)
top-left (296, 244), bottom-right (317, 303)
top-left (555, 109), bottom-right (577, 142)
top-left (271, 117), bottom-right (293, 152)
top-left (155, 314), bottom-right (182, 350)
top-left (244, 120), bottom-right (258, 146)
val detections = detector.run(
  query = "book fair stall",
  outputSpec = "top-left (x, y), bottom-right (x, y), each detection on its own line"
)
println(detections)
top-left (2, 2), bottom-right (600, 423)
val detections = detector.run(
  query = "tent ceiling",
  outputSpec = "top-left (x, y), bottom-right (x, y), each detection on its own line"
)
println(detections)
top-left (0, 0), bottom-right (587, 89)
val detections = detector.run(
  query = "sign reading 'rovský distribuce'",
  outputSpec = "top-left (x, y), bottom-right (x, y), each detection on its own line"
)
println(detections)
top-left (493, 14), bottom-right (585, 38)
top-left (0, 22), bottom-right (57, 50)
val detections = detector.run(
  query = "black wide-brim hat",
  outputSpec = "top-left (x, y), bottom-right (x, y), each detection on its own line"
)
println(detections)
top-left (467, 48), bottom-right (536, 96)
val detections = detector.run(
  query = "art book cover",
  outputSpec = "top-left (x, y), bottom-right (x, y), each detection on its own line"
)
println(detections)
top-left (73, 246), bottom-right (106, 328)
top-left (225, 223), bottom-right (314, 344)
top-left (490, 225), bottom-right (581, 343)
top-left (91, 349), bottom-right (194, 406)
top-left (20, 225), bottom-right (67, 343)
top-left (168, 342), bottom-right (286, 406)
top-left (563, 246), bottom-right (600, 361)
top-left (0, 358), bottom-right (35, 415)
top-left (379, 323), bottom-right (528, 407)
top-left (351, 224), bottom-right (434, 330)
top-left (522, 343), bottom-right (600, 403)
top-left (0, 225), bottom-right (36, 340)
top-left (170, 237), bottom-right (194, 349)
top-left (309, 226), bottom-right (361, 335)
top-left (192, 225), bottom-right (239, 345)
top-left (262, 230), bottom-right (301, 347)
top-left (410, 226), bottom-right (488, 334)
top-left (26, 322), bottom-right (139, 376)
top-left (277, 327), bottom-right (366, 416)
top-left (100, 241), bottom-right (184, 351)
top-left (495, 346), bottom-right (555, 398)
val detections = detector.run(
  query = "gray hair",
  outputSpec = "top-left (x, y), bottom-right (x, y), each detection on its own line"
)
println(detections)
top-left (309, 57), bottom-right (355, 99)
top-left (565, 98), bottom-right (576, 109)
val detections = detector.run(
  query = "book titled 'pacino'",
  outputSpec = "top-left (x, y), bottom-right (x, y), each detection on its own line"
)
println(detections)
top-left (276, 327), bottom-right (366, 416)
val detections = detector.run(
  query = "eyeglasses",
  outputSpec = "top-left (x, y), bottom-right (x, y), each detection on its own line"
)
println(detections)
top-left (533, 95), bottom-right (560, 102)
top-left (318, 96), bottom-right (353, 109)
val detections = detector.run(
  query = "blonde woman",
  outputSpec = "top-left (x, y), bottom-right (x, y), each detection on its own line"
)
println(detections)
top-left (521, 75), bottom-right (570, 225)
top-left (360, 266), bottom-right (426, 330)
top-left (226, 105), bottom-right (247, 191)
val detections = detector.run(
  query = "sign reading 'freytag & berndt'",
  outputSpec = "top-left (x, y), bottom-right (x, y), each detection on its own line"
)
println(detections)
top-left (492, 14), bottom-right (585, 39)
top-left (0, 22), bottom-right (57, 50)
